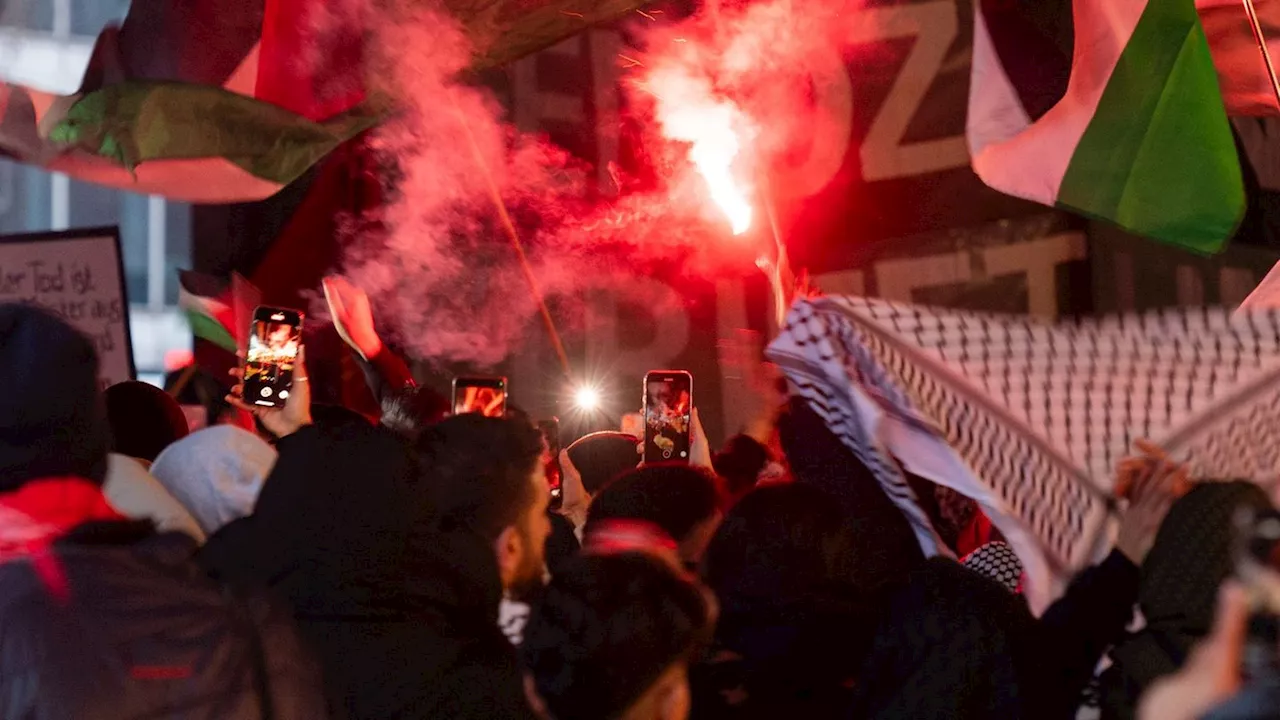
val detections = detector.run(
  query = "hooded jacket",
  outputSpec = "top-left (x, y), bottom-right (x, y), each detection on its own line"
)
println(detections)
top-left (0, 480), bottom-right (327, 720)
top-left (0, 301), bottom-right (326, 720)
top-left (103, 453), bottom-right (206, 542)
top-left (151, 425), bottom-right (277, 536)
top-left (201, 422), bottom-right (536, 720)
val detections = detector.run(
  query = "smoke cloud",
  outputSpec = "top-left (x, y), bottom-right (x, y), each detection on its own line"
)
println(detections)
top-left (319, 0), bottom-right (867, 368)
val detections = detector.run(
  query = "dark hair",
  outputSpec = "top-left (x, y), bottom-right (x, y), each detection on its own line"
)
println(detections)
top-left (703, 484), bottom-right (882, 712)
top-left (104, 380), bottom-right (190, 462)
top-left (705, 483), bottom-right (858, 607)
top-left (380, 386), bottom-right (449, 441)
top-left (566, 432), bottom-right (639, 495)
top-left (712, 434), bottom-right (771, 497)
top-left (415, 413), bottom-right (545, 540)
top-left (586, 465), bottom-right (726, 547)
top-left (522, 553), bottom-right (715, 720)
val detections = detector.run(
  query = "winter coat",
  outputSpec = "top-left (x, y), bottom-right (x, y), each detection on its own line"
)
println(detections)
top-left (201, 422), bottom-right (536, 720)
top-left (0, 521), bottom-right (326, 720)
top-left (852, 551), bottom-right (1139, 720)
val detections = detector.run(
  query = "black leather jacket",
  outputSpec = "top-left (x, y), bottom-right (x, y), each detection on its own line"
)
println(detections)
top-left (0, 521), bottom-right (327, 720)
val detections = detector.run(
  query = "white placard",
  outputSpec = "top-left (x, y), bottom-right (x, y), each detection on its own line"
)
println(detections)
top-left (0, 227), bottom-right (134, 386)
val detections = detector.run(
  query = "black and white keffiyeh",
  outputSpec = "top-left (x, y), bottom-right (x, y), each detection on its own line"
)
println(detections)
top-left (962, 541), bottom-right (1024, 595)
top-left (767, 296), bottom-right (1280, 611)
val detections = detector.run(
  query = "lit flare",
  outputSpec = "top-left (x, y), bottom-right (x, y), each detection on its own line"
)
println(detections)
top-left (648, 68), bottom-right (754, 235)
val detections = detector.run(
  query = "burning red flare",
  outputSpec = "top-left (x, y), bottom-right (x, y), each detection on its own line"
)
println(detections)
top-left (646, 65), bottom-right (754, 235)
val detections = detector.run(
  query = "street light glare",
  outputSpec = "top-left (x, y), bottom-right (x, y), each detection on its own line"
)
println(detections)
top-left (574, 386), bottom-right (601, 411)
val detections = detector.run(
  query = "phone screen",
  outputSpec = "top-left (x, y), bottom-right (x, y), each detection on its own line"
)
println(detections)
top-left (644, 371), bottom-right (692, 464)
top-left (538, 418), bottom-right (562, 500)
top-left (243, 307), bottom-right (302, 408)
top-left (453, 377), bottom-right (508, 418)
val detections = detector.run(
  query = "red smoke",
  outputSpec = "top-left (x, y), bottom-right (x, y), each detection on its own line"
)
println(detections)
top-left (319, 0), bottom-right (863, 367)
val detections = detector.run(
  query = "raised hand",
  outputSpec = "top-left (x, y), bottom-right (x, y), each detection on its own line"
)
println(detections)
top-left (323, 275), bottom-right (382, 360)
top-left (1115, 440), bottom-right (1190, 565)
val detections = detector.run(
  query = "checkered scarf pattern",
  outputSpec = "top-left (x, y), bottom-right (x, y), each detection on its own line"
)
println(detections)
top-left (962, 541), bottom-right (1024, 594)
top-left (767, 296), bottom-right (1280, 610)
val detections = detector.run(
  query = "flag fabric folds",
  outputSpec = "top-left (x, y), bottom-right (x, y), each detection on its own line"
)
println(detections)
top-left (768, 295), bottom-right (1280, 612)
top-left (968, 0), bottom-right (1246, 253)
top-left (0, 0), bottom-right (650, 203)
top-left (178, 271), bottom-right (262, 354)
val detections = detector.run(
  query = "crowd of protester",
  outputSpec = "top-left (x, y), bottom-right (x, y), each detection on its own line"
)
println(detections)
top-left (2, 285), bottom-right (1279, 720)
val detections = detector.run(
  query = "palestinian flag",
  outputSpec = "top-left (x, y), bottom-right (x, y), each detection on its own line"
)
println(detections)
top-left (968, 0), bottom-right (1246, 253)
top-left (178, 271), bottom-right (261, 354)
top-left (0, 0), bottom-right (651, 203)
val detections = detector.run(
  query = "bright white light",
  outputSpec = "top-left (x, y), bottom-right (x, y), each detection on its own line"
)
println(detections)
top-left (574, 386), bottom-right (601, 411)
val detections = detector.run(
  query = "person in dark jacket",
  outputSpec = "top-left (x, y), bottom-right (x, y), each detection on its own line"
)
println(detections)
top-left (0, 303), bottom-right (325, 720)
top-left (777, 399), bottom-right (925, 590)
top-left (696, 484), bottom-right (881, 719)
top-left (523, 553), bottom-right (718, 720)
top-left (850, 448), bottom-right (1183, 720)
top-left (203, 392), bottom-right (543, 719)
top-left (1098, 481), bottom-right (1274, 720)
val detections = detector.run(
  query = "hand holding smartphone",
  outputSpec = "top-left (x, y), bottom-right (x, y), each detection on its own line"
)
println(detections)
top-left (226, 306), bottom-right (311, 438)
top-left (243, 307), bottom-right (303, 409)
top-left (643, 371), bottom-right (693, 464)
top-left (452, 377), bottom-right (508, 418)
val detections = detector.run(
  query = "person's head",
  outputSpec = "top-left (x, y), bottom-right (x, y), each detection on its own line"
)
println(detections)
top-left (705, 484), bottom-right (882, 699)
top-left (712, 434), bottom-right (771, 499)
top-left (522, 552), bottom-right (717, 720)
top-left (586, 465), bottom-right (726, 569)
top-left (150, 425), bottom-right (278, 535)
top-left (380, 386), bottom-right (449, 441)
top-left (0, 303), bottom-right (109, 491)
top-left (566, 431), bottom-right (640, 496)
top-left (704, 483), bottom-right (860, 610)
top-left (104, 380), bottom-right (190, 463)
top-left (416, 414), bottom-right (550, 598)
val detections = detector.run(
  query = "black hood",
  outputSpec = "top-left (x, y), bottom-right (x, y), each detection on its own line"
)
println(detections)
top-left (0, 303), bottom-right (109, 491)
top-left (202, 422), bottom-right (502, 625)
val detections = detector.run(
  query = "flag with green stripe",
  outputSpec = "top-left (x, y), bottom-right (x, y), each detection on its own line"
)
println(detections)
top-left (0, 0), bottom-right (651, 204)
top-left (968, 0), bottom-right (1245, 253)
top-left (178, 271), bottom-right (261, 354)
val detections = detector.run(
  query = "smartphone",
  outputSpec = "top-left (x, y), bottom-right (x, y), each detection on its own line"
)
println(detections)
top-left (452, 376), bottom-right (508, 418)
top-left (242, 306), bottom-right (303, 409)
top-left (538, 418), bottom-right (563, 505)
top-left (643, 371), bottom-right (693, 464)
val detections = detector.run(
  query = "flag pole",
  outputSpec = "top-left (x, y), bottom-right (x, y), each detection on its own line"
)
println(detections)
top-left (1241, 0), bottom-right (1280, 110)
